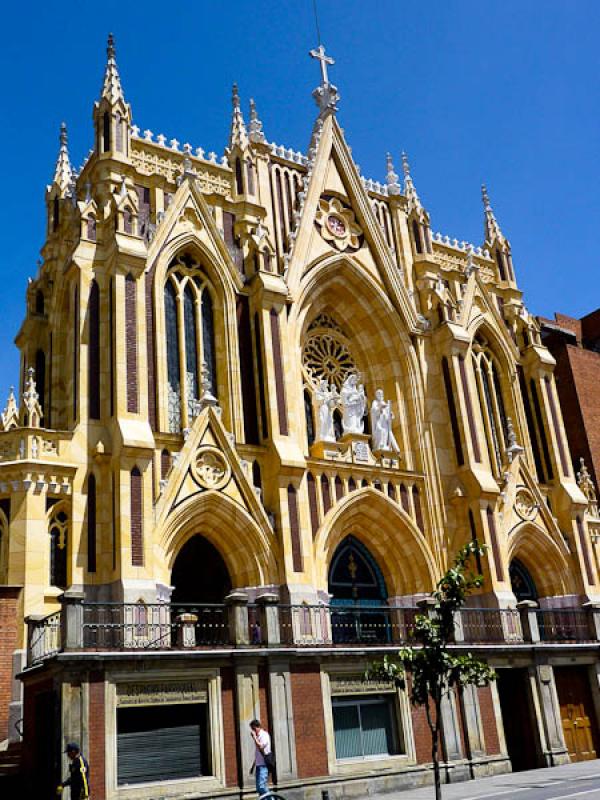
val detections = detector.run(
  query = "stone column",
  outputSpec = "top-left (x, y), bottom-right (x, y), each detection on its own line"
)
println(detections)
top-left (235, 661), bottom-right (261, 789)
top-left (267, 657), bottom-right (297, 780)
top-left (257, 592), bottom-right (280, 646)
top-left (459, 684), bottom-right (486, 760)
top-left (440, 690), bottom-right (466, 782)
top-left (582, 602), bottom-right (600, 640)
top-left (517, 600), bottom-right (540, 643)
top-left (225, 591), bottom-right (249, 646)
top-left (531, 663), bottom-right (569, 766)
top-left (60, 590), bottom-right (85, 649)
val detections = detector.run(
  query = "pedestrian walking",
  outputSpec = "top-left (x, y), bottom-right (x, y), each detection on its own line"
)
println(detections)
top-left (56, 742), bottom-right (90, 799)
top-left (250, 718), bottom-right (274, 797)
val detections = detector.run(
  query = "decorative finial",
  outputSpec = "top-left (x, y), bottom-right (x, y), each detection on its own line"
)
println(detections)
top-left (401, 151), bottom-right (422, 211)
top-left (199, 361), bottom-right (218, 410)
top-left (101, 31), bottom-right (125, 105)
top-left (228, 82), bottom-right (248, 151)
top-left (505, 417), bottom-right (524, 464)
top-left (481, 183), bottom-right (503, 243)
top-left (385, 153), bottom-right (401, 195)
top-left (249, 98), bottom-right (266, 144)
top-left (0, 387), bottom-right (19, 431)
top-left (309, 44), bottom-right (339, 115)
top-left (577, 457), bottom-right (599, 518)
top-left (401, 151), bottom-right (411, 178)
top-left (232, 82), bottom-right (241, 111)
top-left (52, 121), bottom-right (73, 193)
top-left (21, 367), bottom-right (43, 428)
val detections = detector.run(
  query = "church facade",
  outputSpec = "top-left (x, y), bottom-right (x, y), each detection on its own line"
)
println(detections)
top-left (2, 35), bottom-right (600, 799)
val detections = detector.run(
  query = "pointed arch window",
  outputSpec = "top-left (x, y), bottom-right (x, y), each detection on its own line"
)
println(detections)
top-left (87, 474), bottom-right (97, 573)
top-left (235, 158), bottom-right (243, 194)
top-left (88, 280), bottom-right (100, 419)
top-left (411, 219), bottom-right (423, 254)
top-left (49, 505), bottom-right (68, 589)
top-left (115, 112), bottom-right (123, 152)
top-left (472, 336), bottom-right (509, 476)
top-left (102, 111), bottom-right (111, 152)
top-left (163, 255), bottom-right (217, 432)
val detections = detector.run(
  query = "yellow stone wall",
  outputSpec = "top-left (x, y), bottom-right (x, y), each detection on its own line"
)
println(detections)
top-left (1, 61), bottom-right (598, 647)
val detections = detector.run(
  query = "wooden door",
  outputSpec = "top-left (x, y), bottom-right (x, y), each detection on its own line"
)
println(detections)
top-left (555, 666), bottom-right (599, 762)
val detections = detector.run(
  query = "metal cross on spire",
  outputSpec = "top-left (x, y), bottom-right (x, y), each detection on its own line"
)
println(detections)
top-left (310, 44), bottom-right (334, 86)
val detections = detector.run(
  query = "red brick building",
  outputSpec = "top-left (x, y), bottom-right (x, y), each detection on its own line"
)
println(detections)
top-left (540, 310), bottom-right (600, 493)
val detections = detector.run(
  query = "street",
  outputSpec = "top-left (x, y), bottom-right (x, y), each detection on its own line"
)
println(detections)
top-left (370, 761), bottom-right (600, 800)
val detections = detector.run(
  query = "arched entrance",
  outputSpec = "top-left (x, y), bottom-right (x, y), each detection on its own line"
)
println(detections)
top-left (509, 558), bottom-right (538, 603)
top-left (328, 535), bottom-right (389, 643)
top-left (171, 535), bottom-right (232, 605)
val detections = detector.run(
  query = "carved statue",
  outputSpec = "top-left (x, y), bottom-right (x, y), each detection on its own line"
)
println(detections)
top-left (370, 389), bottom-right (400, 452)
top-left (315, 379), bottom-right (338, 442)
top-left (340, 374), bottom-right (366, 435)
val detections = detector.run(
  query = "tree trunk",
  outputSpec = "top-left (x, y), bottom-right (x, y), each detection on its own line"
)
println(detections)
top-left (433, 695), bottom-right (442, 800)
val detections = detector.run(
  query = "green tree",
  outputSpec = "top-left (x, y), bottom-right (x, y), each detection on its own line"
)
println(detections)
top-left (366, 541), bottom-right (496, 800)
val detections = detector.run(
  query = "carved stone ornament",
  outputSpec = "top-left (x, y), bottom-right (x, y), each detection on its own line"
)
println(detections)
top-left (191, 445), bottom-right (231, 490)
top-left (315, 196), bottom-right (362, 252)
top-left (514, 488), bottom-right (538, 522)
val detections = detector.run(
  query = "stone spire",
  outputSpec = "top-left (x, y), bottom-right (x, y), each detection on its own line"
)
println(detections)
top-left (52, 122), bottom-right (73, 193)
top-left (0, 387), bottom-right (19, 431)
top-left (402, 151), bottom-right (422, 211)
top-left (248, 98), bottom-right (266, 144)
top-left (229, 83), bottom-right (249, 150)
top-left (385, 153), bottom-right (401, 196)
top-left (309, 43), bottom-right (339, 116)
top-left (101, 32), bottom-right (125, 105)
top-left (481, 184), bottom-right (504, 243)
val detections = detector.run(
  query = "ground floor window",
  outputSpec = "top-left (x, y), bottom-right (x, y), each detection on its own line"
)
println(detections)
top-left (332, 694), bottom-right (401, 760)
top-left (117, 702), bottom-right (210, 785)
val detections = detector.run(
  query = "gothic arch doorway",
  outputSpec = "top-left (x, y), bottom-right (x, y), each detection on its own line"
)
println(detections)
top-left (509, 558), bottom-right (538, 603)
top-left (171, 535), bottom-right (232, 605)
top-left (328, 535), bottom-right (389, 643)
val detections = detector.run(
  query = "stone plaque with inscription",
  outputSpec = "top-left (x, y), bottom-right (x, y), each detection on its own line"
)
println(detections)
top-left (117, 680), bottom-right (208, 707)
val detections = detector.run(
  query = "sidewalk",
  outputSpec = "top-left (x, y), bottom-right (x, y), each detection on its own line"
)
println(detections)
top-left (366, 760), bottom-right (600, 800)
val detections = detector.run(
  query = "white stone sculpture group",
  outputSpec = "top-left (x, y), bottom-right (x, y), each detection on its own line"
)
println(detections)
top-left (314, 373), bottom-right (399, 453)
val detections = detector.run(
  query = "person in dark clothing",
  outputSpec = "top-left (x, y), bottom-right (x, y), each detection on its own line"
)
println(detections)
top-left (57, 742), bottom-right (90, 799)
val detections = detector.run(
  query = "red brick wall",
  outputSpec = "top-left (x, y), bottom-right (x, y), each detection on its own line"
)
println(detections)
top-left (478, 685), bottom-right (500, 755)
top-left (554, 313), bottom-right (582, 342)
top-left (221, 667), bottom-right (239, 788)
top-left (89, 671), bottom-right (105, 800)
top-left (290, 663), bottom-right (328, 779)
top-left (565, 346), bottom-right (600, 489)
top-left (0, 586), bottom-right (21, 742)
top-left (412, 701), bottom-right (434, 763)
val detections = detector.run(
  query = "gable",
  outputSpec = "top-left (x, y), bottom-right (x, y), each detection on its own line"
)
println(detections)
top-left (286, 116), bottom-right (418, 332)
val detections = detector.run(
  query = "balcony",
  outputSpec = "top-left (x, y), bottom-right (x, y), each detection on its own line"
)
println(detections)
top-left (24, 594), bottom-right (600, 668)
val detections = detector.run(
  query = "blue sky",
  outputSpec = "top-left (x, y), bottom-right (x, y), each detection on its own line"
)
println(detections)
top-left (0, 0), bottom-right (598, 393)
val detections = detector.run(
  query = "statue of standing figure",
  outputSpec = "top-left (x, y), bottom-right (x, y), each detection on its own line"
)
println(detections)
top-left (340, 374), bottom-right (367, 435)
top-left (314, 379), bottom-right (339, 442)
top-left (370, 389), bottom-right (400, 452)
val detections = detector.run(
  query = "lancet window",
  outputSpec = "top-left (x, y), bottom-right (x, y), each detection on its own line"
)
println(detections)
top-left (471, 336), bottom-right (509, 476)
top-left (164, 253), bottom-right (217, 432)
top-left (49, 503), bottom-right (69, 589)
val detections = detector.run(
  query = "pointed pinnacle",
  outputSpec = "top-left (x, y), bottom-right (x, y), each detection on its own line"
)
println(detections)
top-left (481, 183), bottom-right (492, 212)
top-left (232, 82), bottom-right (241, 111)
top-left (401, 151), bottom-right (411, 178)
top-left (249, 98), bottom-right (266, 144)
top-left (481, 183), bottom-right (503, 242)
top-left (385, 153), bottom-right (400, 195)
top-left (229, 83), bottom-right (248, 150)
top-left (101, 31), bottom-right (125, 105)
top-left (53, 121), bottom-right (73, 193)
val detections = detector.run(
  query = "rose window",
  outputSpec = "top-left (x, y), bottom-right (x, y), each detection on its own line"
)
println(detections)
top-left (315, 196), bottom-right (362, 252)
top-left (302, 332), bottom-right (357, 390)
